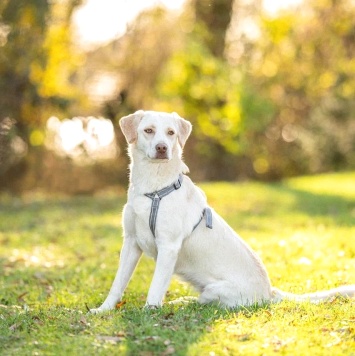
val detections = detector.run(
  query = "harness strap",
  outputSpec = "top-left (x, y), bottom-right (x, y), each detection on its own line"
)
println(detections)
top-left (145, 174), bottom-right (184, 237)
top-left (145, 174), bottom-right (213, 238)
top-left (192, 207), bottom-right (213, 232)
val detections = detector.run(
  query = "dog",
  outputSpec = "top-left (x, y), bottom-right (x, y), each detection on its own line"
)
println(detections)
top-left (90, 110), bottom-right (355, 313)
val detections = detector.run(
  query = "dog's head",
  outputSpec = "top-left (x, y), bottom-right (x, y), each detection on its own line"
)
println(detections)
top-left (119, 111), bottom-right (192, 161)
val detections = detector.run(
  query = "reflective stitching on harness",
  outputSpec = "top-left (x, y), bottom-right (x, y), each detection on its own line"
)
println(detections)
top-left (144, 174), bottom-right (213, 238)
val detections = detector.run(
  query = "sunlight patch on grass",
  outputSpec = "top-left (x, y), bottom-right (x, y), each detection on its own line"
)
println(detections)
top-left (286, 172), bottom-right (355, 199)
top-left (6, 246), bottom-right (66, 269)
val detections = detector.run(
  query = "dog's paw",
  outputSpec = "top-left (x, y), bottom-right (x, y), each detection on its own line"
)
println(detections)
top-left (88, 305), bottom-right (113, 314)
top-left (89, 307), bottom-right (105, 314)
top-left (144, 304), bottom-right (160, 310)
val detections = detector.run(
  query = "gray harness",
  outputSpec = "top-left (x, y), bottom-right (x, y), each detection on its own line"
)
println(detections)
top-left (145, 174), bottom-right (213, 238)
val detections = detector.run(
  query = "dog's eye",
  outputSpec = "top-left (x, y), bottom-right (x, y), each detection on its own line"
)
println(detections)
top-left (167, 130), bottom-right (175, 136)
top-left (144, 128), bottom-right (153, 134)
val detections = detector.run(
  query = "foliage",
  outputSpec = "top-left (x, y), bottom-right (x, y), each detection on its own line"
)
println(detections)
top-left (156, 39), bottom-right (244, 155)
top-left (0, 0), bottom-right (86, 185)
top-left (0, 0), bottom-right (48, 132)
top-left (102, 6), bottom-right (183, 113)
top-left (1, 172), bottom-right (355, 354)
top-left (243, 0), bottom-right (355, 176)
top-left (155, 39), bottom-right (276, 176)
top-left (1, 0), bottom-right (355, 191)
top-left (0, 0), bottom-right (83, 131)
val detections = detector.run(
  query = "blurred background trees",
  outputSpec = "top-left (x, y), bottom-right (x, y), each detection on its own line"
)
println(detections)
top-left (0, 0), bottom-right (354, 193)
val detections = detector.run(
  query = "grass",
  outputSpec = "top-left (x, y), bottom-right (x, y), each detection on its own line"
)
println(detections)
top-left (1, 171), bottom-right (355, 355)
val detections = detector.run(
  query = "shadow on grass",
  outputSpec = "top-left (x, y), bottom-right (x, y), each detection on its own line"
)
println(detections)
top-left (0, 193), bottom-right (126, 218)
top-left (227, 180), bottom-right (355, 227)
top-left (89, 301), bottom-right (267, 355)
top-left (0, 298), bottom-right (267, 355)
top-left (277, 181), bottom-right (355, 224)
top-left (0, 194), bottom-right (126, 250)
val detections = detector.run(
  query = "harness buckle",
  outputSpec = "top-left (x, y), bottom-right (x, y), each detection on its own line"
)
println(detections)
top-left (174, 179), bottom-right (182, 190)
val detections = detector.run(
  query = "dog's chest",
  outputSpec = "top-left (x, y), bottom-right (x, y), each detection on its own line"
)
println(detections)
top-left (132, 195), bottom-right (157, 258)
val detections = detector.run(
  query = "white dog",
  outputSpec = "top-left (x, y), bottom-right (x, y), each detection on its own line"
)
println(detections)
top-left (91, 110), bottom-right (355, 313)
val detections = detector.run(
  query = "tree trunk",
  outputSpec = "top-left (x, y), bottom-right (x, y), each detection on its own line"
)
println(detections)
top-left (193, 0), bottom-right (234, 57)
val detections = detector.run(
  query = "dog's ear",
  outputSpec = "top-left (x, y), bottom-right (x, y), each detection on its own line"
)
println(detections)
top-left (172, 112), bottom-right (192, 148)
top-left (119, 110), bottom-right (145, 144)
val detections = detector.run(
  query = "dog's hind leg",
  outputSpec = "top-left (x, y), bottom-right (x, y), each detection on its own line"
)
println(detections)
top-left (198, 281), bottom-right (271, 308)
top-left (198, 281), bottom-right (243, 307)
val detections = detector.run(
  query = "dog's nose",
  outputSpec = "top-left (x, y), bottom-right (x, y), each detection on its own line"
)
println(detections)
top-left (156, 143), bottom-right (167, 153)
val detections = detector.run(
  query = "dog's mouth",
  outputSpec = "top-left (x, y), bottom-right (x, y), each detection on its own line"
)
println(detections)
top-left (155, 152), bottom-right (169, 160)
top-left (147, 153), bottom-right (170, 162)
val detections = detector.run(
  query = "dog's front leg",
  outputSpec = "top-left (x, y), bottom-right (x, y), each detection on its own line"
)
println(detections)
top-left (90, 205), bottom-right (142, 313)
top-left (146, 240), bottom-right (181, 307)
top-left (91, 237), bottom-right (142, 313)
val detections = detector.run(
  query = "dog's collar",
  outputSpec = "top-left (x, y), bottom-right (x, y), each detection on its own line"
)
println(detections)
top-left (145, 174), bottom-right (184, 238)
top-left (145, 174), bottom-right (212, 238)
top-left (145, 174), bottom-right (183, 202)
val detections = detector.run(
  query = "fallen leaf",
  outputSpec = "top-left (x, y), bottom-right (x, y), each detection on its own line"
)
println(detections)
top-left (17, 292), bottom-right (28, 302)
top-left (116, 300), bottom-right (126, 309)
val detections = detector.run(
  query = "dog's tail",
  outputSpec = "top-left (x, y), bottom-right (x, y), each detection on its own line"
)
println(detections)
top-left (271, 285), bottom-right (355, 303)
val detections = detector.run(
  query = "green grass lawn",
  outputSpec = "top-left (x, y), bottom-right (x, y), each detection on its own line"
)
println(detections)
top-left (1, 172), bottom-right (354, 355)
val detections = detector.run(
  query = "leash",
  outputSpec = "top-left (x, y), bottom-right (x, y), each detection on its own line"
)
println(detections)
top-left (145, 174), bottom-right (212, 238)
